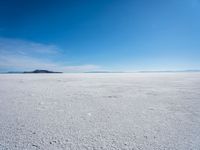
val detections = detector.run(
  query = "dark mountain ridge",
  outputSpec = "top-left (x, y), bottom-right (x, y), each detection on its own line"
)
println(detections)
top-left (23, 70), bottom-right (62, 73)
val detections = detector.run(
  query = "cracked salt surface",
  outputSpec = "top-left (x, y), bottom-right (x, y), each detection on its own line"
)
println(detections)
top-left (0, 73), bottom-right (200, 150)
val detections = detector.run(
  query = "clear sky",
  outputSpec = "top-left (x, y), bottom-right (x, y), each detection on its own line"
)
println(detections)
top-left (0, 0), bottom-right (200, 72)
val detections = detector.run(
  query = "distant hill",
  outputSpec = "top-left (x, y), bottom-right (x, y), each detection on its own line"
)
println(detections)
top-left (7, 71), bottom-right (23, 74)
top-left (137, 70), bottom-right (200, 73)
top-left (23, 70), bottom-right (62, 73)
top-left (2, 69), bottom-right (200, 74)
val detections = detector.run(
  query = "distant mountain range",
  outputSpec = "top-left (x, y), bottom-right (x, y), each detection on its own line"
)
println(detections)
top-left (137, 70), bottom-right (200, 73)
top-left (1, 69), bottom-right (200, 74)
top-left (85, 70), bottom-right (200, 73)
top-left (7, 70), bottom-right (62, 74)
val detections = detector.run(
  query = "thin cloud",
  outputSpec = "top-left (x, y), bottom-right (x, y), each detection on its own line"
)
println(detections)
top-left (0, 55), bottom-right (99, 72)
top-left (0, 37), bottom-right (61, 55)
top-left (0, 37), bottom-right (100, 72)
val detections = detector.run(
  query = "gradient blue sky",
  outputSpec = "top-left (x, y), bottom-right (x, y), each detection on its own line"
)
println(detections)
top-left (0, 0), bottom-right (200, 72)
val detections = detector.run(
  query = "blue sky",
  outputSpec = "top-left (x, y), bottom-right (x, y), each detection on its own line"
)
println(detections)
top-left (0, 0), bottom-right (200, 72)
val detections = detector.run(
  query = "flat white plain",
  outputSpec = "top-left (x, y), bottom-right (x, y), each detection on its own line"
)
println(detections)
top-left (0, 73), bottom-right (200, 150)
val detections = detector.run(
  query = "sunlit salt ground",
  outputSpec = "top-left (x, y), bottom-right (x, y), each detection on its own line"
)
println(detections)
top-left (0, 73), bottom-right (200, 150)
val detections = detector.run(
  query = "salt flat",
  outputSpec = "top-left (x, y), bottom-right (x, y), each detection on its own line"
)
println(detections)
top-left (0, 73), bottom-right (200, 150)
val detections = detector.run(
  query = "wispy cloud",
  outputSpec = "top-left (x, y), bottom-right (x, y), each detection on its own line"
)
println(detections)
top-left (0, 37), bottom-right (100, 72)
top-left (0, 37), bottom-right (60, 55)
